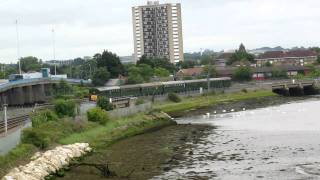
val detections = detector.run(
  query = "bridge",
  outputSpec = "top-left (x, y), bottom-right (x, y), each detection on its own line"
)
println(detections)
top-left (272, 79), bottom-right (318, 96)
top-left (0, 78), bottom-right (90, 106)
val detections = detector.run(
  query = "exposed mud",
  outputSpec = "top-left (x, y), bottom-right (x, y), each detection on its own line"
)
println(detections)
top-left (60, 125), bottom-right (212, 180)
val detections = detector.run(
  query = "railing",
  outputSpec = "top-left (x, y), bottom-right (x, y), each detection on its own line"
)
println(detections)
top-left (0, 115), bottom-right (29, 134)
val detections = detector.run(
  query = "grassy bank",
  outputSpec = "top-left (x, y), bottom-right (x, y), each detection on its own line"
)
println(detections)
top-left (60, 112), bottom-right (175, 148)
top-left (155, 90), bottom-right (277, 117)
top-left (0, 111), bottom-right (174, 177)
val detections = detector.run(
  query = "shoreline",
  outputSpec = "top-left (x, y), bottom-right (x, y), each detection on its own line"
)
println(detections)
top-left (0, 89), bottom-right (306, 178)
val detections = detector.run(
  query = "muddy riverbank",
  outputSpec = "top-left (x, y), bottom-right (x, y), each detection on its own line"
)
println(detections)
top-left (59, 95), bottom-right (316, 180)
top-left (60, 125), bottom-right (212, 180)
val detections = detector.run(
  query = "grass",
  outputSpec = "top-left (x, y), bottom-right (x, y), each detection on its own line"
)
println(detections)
top-left (0, 144), bottom-right (38, 176)
top-left (60, 112), bottom-right (174, 148)
top-left (155, 90), bottom-right (277, 116)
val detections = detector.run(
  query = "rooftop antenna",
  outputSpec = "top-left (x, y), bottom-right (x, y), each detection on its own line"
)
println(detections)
top-left (52, 28), bottom-right (57, 75)
top-left (15, 20), bottom-right (22, 75)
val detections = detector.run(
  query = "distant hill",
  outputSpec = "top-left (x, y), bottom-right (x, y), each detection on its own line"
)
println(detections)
top-left (249, 46), bottom-right (287, 54)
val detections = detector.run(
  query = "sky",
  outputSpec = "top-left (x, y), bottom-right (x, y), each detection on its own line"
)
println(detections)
top-left (0, 0), bottom-right (320, 63)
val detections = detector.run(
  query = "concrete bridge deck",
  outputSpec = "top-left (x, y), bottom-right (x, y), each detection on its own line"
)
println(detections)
top-left (272, 79), bottom-right (318, 96)
top-left (0, 78), bottom-right (90, 106)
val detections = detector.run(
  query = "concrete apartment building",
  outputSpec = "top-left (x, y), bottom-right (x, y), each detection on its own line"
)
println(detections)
top-left (132, 1), bottom-right (184, 64)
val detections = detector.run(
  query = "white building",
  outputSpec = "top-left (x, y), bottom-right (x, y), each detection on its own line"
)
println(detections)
top-left (132, 1), bottom-right (184, 64)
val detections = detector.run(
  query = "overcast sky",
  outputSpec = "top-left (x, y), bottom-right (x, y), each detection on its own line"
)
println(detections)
top-left (0, 0), bottom-right (319, 63)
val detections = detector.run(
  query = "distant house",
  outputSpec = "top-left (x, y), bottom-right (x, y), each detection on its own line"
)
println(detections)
top-left (256, 50), bottom-right (317, 67)
top-left (215, 53), bottom-right (233, 67)
top-left (176, 67), bottom-right (204, 79)
top-left (252, 66), bottom-right (311, 81)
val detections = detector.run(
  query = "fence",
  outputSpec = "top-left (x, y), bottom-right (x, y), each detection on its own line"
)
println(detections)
top-left (109, 102), bottom-right (152, 119)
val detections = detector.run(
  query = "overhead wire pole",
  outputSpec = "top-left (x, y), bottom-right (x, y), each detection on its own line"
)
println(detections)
top-left (52, 28), bottom-right (57, 75)
top-left (15, 20), bottom-right (22, 75)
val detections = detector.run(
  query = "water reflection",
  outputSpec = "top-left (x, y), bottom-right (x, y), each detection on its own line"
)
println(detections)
top-left (155, 99), bottom-right (320, 179)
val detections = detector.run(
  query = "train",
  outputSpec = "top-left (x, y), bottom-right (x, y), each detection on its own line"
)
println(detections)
top-left (93, 77), bottom-right (232, 99)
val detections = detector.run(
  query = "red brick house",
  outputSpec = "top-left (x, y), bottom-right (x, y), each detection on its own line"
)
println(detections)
top-left (256, 50), bottom-right (317, 67)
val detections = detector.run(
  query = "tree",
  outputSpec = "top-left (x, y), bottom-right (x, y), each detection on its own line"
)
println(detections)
top-left (137, 56), bottom-right (176, 73)
top-left (127, 66), bottom-right (144, 84)
top-left (154, 67), bottom-right (170, 77)
top-left (271, 68), bottom-right (288, 79)
top-left (202, 65), bottom-right (217, 78)
top-left (95, 50), bottom-right (124, 78)
top-left (137, 55), bottom-right (154, 67)
top-left (200, 54), bottom-right (213, 65)
top-left (20, 56), bottom-right (42, 72)
top-left (176, 60), bottom-right (196, 69)
top-left (227, 44), bottom-right (255, 65)
top-left (97, 96), bottom-right (113, 111)
top-left (138, 64), bottom-right (153, 81)
top-left (53, 79), bottom-right (74, 97)
top-left (92, 67), bottom-right (110, 86)
top-left (233, 67), bottom-right (252, 81)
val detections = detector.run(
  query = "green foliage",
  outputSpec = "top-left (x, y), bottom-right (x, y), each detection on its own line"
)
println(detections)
top-left (21, 128), bottom-right (50, 149)
top-left (176, 60), bottom-right (196, 69)
top-left (97, 96), bottom-right (113, 111)
top-left (138, 64), bottom-right (154, 81)
top-left (21, 120), bottom-right (88, 150)
top-left (227, 44), bottom-right (255, 65)
top-left (271, 68), bottom-right (288, 79)
top-left (137, 56), bottom-right (176, 73)
top-left (154, 67), bottom-right (170, 77)
top-left (233, 67), bottom-right (253, 81)
top-left (95, 50), bottom-right (124, 78)
top-left (92, 67), bottom-right (110, 86)
top-left (265, 61), bottom-right (273, 67)
top-left (20, 56), bottom-right (42, 72)
top-left (168, 93), bottom-right (182, 103)
top-left (202, 65), bottom-right (217, 78)
top-left (31, 110), bottom-right (58, 128)
top-left (53, 80), bottom-right (74, 97)
top-left (73, 86), bottom-right (90, 99)
top-left (87, 107), bottom-right (109, 125)
top-left (54, 99), bottom-right (76, 118)
top-left (200, 54), bottom-right (214, 65)
top-left (242, 88), bottom-right (248, 93)
top-left (135, 98), bottom-right (145, 105)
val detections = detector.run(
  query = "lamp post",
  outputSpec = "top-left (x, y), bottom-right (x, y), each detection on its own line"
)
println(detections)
top-left (15, 20), bottom-right (22, 75)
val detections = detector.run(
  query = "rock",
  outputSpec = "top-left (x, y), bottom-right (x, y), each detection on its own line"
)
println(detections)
top-left (3, 143), bottom-right (92, 180)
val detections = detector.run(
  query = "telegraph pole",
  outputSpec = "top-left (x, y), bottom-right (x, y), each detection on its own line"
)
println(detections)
top-left (52, 28), bottom-right (57, 75)
top-left (15, 20), bottom-right (22, 75)
top-left (4, 104), bottom-right (7, 136)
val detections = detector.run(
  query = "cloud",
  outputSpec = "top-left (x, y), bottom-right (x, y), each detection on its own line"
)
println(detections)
top-left (0, 0), bottom-right (319, 63)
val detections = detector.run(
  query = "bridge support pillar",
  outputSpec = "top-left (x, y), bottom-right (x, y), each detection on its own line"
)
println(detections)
top-left (33, 84), bottom-right (45, 103)
top-left (11, 87), bottom-right (25, 105)
top-left (24, 86), bottom-right (34, 104)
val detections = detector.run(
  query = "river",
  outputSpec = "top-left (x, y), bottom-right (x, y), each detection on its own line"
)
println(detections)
top-left (154, 98), bottom-right (320, 180)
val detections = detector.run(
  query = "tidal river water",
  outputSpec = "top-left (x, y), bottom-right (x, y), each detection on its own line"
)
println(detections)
top-left (154, 98), bottom-right (320, 180)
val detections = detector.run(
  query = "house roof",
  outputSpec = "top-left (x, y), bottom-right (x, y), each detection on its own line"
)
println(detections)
top-left (177, 67), bottom-right (203, 76)
top-left (257, 50), bottom-right (317, 59)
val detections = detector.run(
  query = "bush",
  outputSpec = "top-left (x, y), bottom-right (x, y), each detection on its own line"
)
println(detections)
top-left (135, 98), bottom-right (145, 105)
top-left (87, 107), bottom-right (109, 125)
top-left (242, 88), bottom-right (248, 93)
top-left (168, 93), bottom-right (181, 103)
top-left (31, 110), bottom-right (58, 128)
top-left (233, 67), bottom-right (253, 81)
top-left (54, 99), bottom-right (76, 118)
top-left (21, 128), bottom-right (50, 149)
top-left (97, 96), bottom-right (113, 111)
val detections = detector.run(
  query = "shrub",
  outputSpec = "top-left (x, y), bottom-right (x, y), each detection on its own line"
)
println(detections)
top-left (31, 110), bottom-right (58, 128)
top-left (241, 88), bottom-right (248, 93)
top-left (87, 107), bottom-right (109, 125)
top-left (21, 128), bottom-right (50, 149)
top-left (233, 67), bottom-right (252, 81)
top-left (135, 98), bottom-right (145, 105)
top-left (168, 93), bottom-right (181, 103)
top-left (54, 99), bottom-right (76, 118)
top-left (97, 96), bottom-right (113, 111)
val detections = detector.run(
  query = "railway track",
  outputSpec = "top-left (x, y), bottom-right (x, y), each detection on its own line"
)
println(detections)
top-left (0, 115), bottom-right (29, 134)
